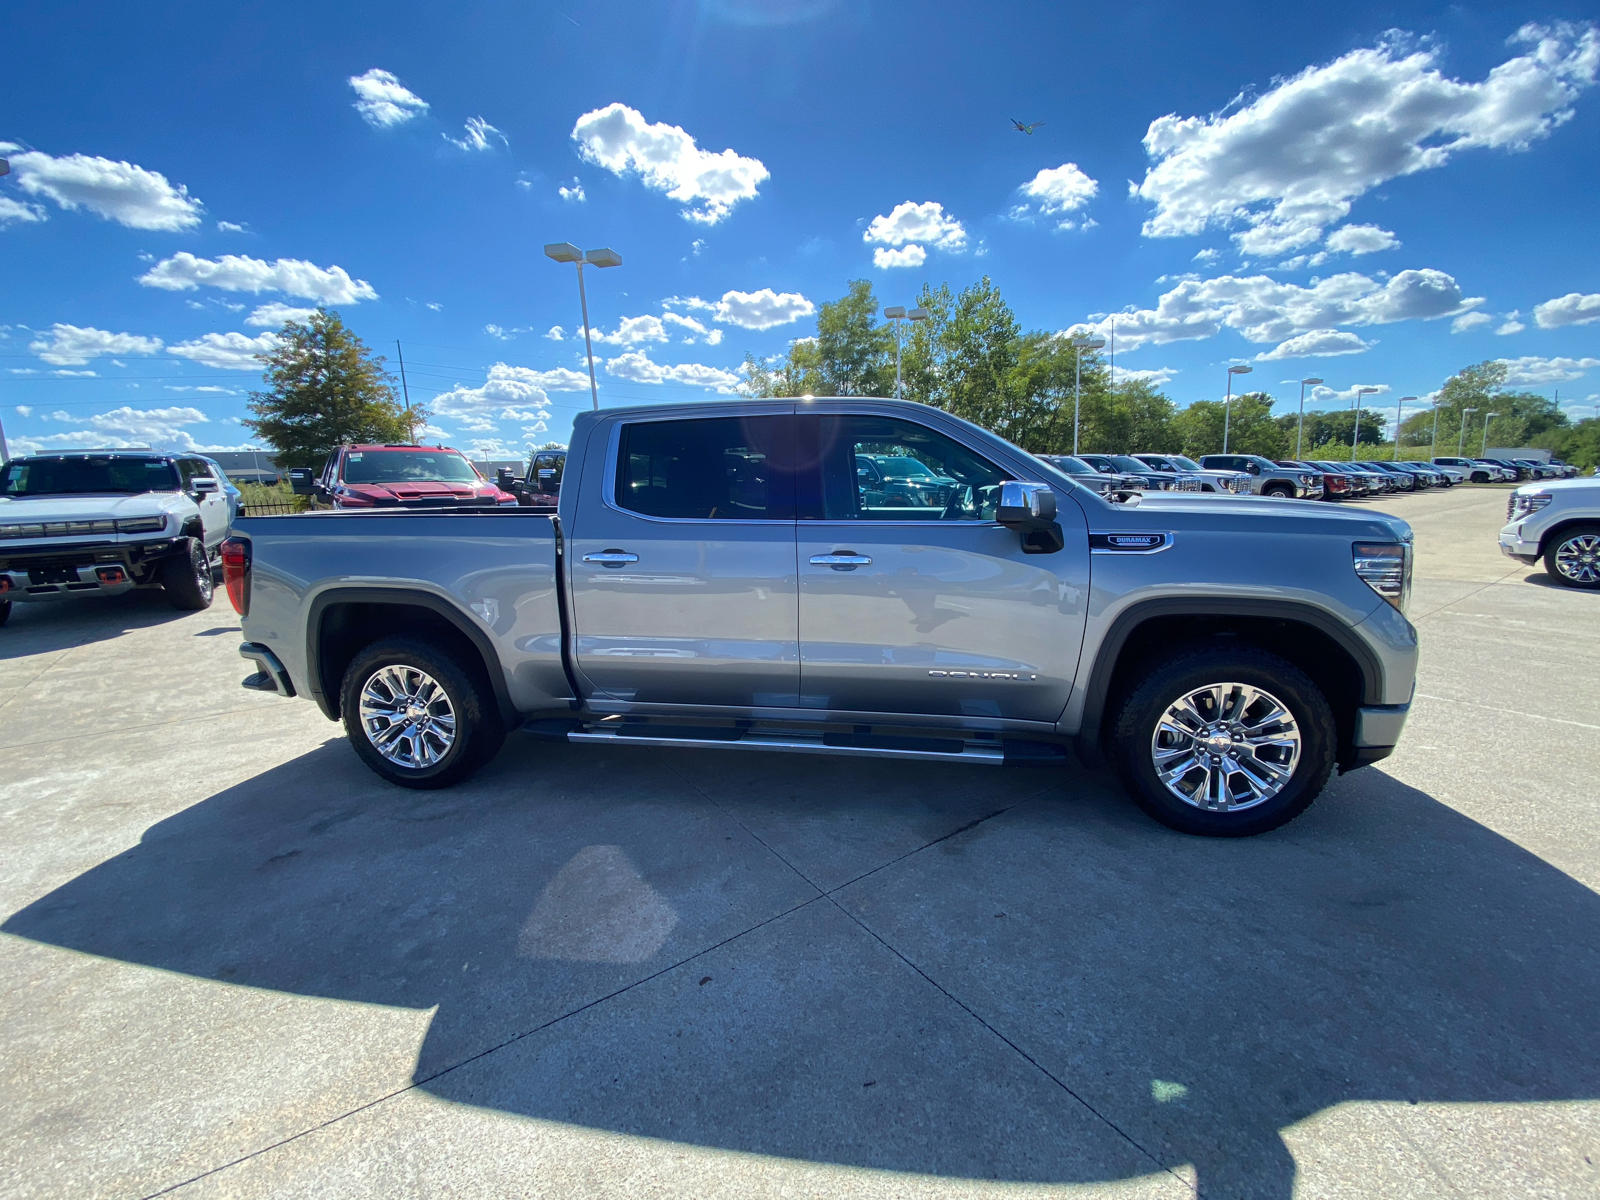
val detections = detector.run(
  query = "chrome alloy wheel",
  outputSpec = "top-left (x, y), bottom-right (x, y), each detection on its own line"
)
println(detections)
top-left (358, 665), bottom-right (457, 768)
top-left (1554, 533), bottom-right (1600, 584)
top-left (1151, 683), bottom-right (1302, 811)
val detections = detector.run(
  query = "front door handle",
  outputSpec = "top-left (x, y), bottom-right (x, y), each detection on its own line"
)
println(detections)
top-left (809, 553), bottom-right (872, 569)
top-left (583, 550), bottom-right (639, 568)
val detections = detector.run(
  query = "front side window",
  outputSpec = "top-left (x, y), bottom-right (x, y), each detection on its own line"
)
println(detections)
top-left (615, 416), bottom-right (792, 520)
top-left (178, 458), bottom-right (214, 487)
top-left (809, 415), bottom-right (1006, 521)
top-left (342, 450), bottom-right (483, 484)
top-left (2, 456), bottom-right (180, 496)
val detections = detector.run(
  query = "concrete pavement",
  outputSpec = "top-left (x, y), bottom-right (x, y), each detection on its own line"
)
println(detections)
top-left (1, 483), bottom-right (1595, 1199)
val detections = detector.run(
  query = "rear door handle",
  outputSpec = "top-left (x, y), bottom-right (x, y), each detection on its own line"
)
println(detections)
top-left (809, 553), bottom-right (872, 569)
top-left (583, 550), bottom-right (639, 567)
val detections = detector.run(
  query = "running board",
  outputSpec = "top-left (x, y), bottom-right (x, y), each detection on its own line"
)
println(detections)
top-left (524, 719), bottom-right (1068, 767)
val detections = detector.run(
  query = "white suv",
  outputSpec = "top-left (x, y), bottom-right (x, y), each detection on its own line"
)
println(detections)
top-left (1499, 478), bottom-right (1600, 588)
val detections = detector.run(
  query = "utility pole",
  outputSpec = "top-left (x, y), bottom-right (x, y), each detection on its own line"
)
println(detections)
top-left (1430, 397), bottom-right (1442, 459)
top-left (1296, 377), bottom-right (1323, 459)
top-left (1392, 396), bottom-right (1416, 460)
top-left (1459, 408), bottom-right (1477, 456)
top-left (396, 340), bottom-right (416, 443)
top-left (1223, 364), bottom-right (1252, 453)
top-left (1353, 387), bottom-right (1380, 453)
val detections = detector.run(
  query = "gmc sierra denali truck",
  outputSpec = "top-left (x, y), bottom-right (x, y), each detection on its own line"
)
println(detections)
top-left (226, 397), bottom-right (1418, 837)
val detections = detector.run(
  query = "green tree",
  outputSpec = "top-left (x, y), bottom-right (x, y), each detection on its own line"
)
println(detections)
top-left (1280, 407), bottom-right (1388, 457)
top-left (1533, 417), bottom-right (1600, 471)
top-left (1177, 393), bottom-right (1287, 458)
top-left (1399, 360), bottom-right (1568, 454)
top-left (244, 309), bottom-right (416, 467)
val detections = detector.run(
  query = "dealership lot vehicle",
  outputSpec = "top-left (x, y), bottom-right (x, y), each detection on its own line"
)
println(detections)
top-left (1499, 476), bottom-right (1600, 587)
top-left (1131, 453), bottom-right (1251, 494)
top-left (498, 448), bottom-right (566, 509)
top-left (0, 451), bottom-right (227, 622)
top-left (289, 444), bottom-right (518, 509)
top-left (1197, 454), bottom-right (1322, 499)
top-left (1278, 460), bottom-right (1354, 500)
top-left (1074, 452), bottom-right (1205, 492)
top-left (1035, 453), bottom-right (1143, 497)
top-left (1434, 456), bottom-right (1504, 483)
top-left (230, 398), bottom-right (1418, 838)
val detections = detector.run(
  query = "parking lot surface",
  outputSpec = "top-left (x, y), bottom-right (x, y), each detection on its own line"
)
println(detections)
top-left (2, 484), bottom-right (1596, 1200)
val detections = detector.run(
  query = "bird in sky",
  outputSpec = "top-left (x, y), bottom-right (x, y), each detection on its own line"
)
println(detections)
top-left (1011, 119), bottom-right (1045, 134)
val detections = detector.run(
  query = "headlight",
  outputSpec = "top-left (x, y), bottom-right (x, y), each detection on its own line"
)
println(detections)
top-left (1300, 474), bottom-right (1315, 487)
top-left (1508, 492), bottom-right (1552, 521)
top-left (1353, 542), bottom-right (1412, 613)
top-left (116, 516), bottom-right (167, 535)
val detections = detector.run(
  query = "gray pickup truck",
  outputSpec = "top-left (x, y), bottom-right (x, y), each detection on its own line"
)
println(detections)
top-left (226, 398), bottom-right (1418, 837)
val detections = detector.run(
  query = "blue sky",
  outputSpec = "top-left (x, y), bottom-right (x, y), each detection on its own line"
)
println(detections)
top-left (4, 0), bottom-right (1598, 459)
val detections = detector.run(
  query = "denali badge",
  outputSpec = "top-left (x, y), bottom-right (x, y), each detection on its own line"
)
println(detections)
top-left (928, 669), bottom-right (1038, 680)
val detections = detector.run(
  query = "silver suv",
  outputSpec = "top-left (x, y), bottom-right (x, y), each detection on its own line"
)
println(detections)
top-left (1499, 478), bottom-right (1600, 588)
top-left (1199, 454), bottom-right (1323, 499)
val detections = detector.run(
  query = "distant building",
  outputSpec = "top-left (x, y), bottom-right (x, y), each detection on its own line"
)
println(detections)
top-left (206, 451), bottom-right (283, 484)
top-left (1485, 447), bottom-right (1552, 463)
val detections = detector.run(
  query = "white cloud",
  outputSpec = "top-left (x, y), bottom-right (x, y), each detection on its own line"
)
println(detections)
top-left (1075, 268), bottom-right (1480, 351)
top-left (139, 253), bottom-right (378, 303)
top-left (0, 196), bottom-right (48, 224)
top-left (1255, 329), bottom-right (1373, 359)
top-left (660, 312), bottom-right (723, 345)
top-left (349, 68), bottom-right (429, 128)
top-left (445, 117), bottom-right (506, 152)
top-left (1495, 313), bottom-right (1526, 335)
top-left (29, 324), bottom-right (162, 366)
top-left (571, 102), bottom-right (768, 224)
top-left (166, 331), bottom-right (281, 370)
top-left (864, 201), bottom-right (966, 251)
top-left (663, 295), bottom-right (718, 313)
top-left (1310, 382), bottom-right (1392, 402)
top-left (52, 369), bottom-right (97, 377)
top-left (1111, 366), bottom-right (1179, 387)
top-left (0, 148), bottom-right (203, 231)
top-left (6, 405), bottom-right (258, 455)
top-left (1452, 311), bottom-right (1494, 332)
top-left (1133, 23), bottom-right (1599, 255)
top-left (690, 238), bottom-right (707, 256)
top-left (1534, 291), bottom-right (1600, 328)
top-left (594, 315), bottom-right (670, 346)
top-left (874, 245), bottom-right (927, 270)
top-left (165, 385), bottom-right (237, 394)
top-left (15, 406), bottom-right (32, 417)
top-left (498, 407), bottom-right (551, 421)
top-left (1323, 224), bottom-right (1399, 255)
top-left (216, 220), bottom-right (245, 233)
top-left (484, 324), bottom-right (533, 340)
top-left (432, 363), bottom-right (592, 414)
top-left (1192, 248), bottom-right (1221, 264)
top-left (1497, 355), bottom-right (1600, 384)
top-left (545, 326), bottom-right (565, 340)
top-left (245, 302), bottom-right (318, 328)
top-left (713, 288), bottom-right (815, 330)
top-left (604, 350), bottom-right (740, 392)
top-left (558, 178), bottom-right (585, 202)
top-left (1011, 163), bottom-right (1098, 228)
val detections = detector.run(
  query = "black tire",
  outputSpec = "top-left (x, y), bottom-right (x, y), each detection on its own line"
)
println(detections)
top-left (340, 636), bottom-right (506, 789)
top-left (1544, 524), bottom-right (1600, 589)
top-left (1263, 483), bottom-right (1294, 499)
top-left (160, 537), bottom-right (214, 610)
top-left (1471, 471), bottom-right (1489, 483)
top-left (1108, 644), bottom-right (1337, 837)
top-left (0, 599), bottom-right (10, 627)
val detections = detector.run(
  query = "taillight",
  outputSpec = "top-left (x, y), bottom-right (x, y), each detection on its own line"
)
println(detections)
top-left (221, 536), bottom-right (251, 616)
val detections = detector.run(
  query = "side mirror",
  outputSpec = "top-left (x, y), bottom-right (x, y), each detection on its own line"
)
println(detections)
top-left (996, 481), bottom-right (1064, 554)
top-left (191, 477), bottom-right (219, 494)
top-left (287, 468), bottom-right (315, 496)
top-left (496, 468), bottom-right (517, 490)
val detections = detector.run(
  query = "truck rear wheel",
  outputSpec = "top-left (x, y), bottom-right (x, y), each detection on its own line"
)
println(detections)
top-left (1108, 645), bottom-right (1336, 837)
top-left (160, 537), bottom-right (214, 610)
top-left (1545, 525), bottom-right (1600, 589)
top-left (340, 636), bottom-right (506, 789)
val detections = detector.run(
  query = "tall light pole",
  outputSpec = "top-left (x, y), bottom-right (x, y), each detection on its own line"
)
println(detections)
top-left (1482, 411), bottom-right (1499, 458)
top-left (1430, 396), bottom-right (1443, 459)
top-left (544, 243), bottom-right (622, 411)
top-left (1459, 407), bottom-right (1477, 456)
top-left (882, 305), bottom-right (928, 400)
top-left (1296, 377), bottom-right (1323, 459)
top-left (1223, 364), bottom-right (1253, 453)
top-left (1392, 395), bottom-right (1416, 460)
top-left (1071, 335), bottom-right (1106, 454)
top-left (1352, 387), bottom-right (1380, 454)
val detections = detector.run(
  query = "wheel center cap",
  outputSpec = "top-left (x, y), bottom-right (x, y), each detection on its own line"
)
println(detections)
top-left (405, 702), bottom-right (429, 721)
top-left (1203, 732), bottom-right (1234, 752)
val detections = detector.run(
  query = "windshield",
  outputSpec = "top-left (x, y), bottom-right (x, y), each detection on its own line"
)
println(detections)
top-left (342, 450), bottom-right (482, 485)
top-left (1, 456), bottom-right (180, 497)
top-left (870, 456), bottom-right (940, 479)
top-left (1165, 455), bottom-right (1203, 471)
top-left (1110, 455), bottom-right (1155, 473)
top-left (1039, 454), bottom-right (1094, 475)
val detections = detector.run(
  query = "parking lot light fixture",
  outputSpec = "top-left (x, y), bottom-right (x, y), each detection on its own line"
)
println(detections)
top-left (1296, 377), bottom-right (1323, 459)
top-left (1071, 335), bottom-right (1107, 454)
top-left (545, 242), bottom-right (622, 411)
top-left (1430, 397), bottom-right (1443, 459)
top-left (1459, 407), bottom-right (1478, 456)
top-left (883, 305), bottom-right (928, 400)
top-left (1223, 364), bottom-right (1253, 453)
top-left (1353, 387), bottom-right (1380, 452)
top-left (1482, 411), bottom-right (1499, 458)
top-left (1393, 396), bottom-right (1416, 460)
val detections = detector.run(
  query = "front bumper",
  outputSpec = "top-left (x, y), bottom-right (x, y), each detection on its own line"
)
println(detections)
top-left (0, 539), bottom-right (178, 601)
top-left (1347, 701), bottom-right (1411, 768)
top-left (1498, 522), bottom-right (1540, 563)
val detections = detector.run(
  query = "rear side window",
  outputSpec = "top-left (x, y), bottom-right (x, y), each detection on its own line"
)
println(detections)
top-left (615, 416), bottom-right (792, 520)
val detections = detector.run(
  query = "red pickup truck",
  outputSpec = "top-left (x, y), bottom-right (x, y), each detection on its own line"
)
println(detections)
top-left (288, 444), bottom-right (517, 509)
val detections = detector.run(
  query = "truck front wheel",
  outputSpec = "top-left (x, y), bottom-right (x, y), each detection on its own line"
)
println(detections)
top-left (1108, 646), bottom-right (1336, 837)
top-left (160, 537), bottom-right (215, 610)
top-left (1544, 525), bottom-right (1600, 589)
top-left (340, 637), bottom-right (506, 788)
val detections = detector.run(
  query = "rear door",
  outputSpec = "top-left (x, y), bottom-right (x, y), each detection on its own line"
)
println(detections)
top-left (794, 412), bottom-right (1089, 724)
top-left (566, 412), bottom-right (800, 709)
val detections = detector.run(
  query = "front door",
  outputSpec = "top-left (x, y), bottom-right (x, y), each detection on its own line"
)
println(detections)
top-left (796, 413), bottom-right (1089, 723)
top-left (178, 458), bottom-right (230, 547)
top-left (567, 412), bottom-right (800, 710)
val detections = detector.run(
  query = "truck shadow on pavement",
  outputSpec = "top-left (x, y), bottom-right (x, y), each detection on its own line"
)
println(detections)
top-left (0, 588), bottom-right (201, 658)
top-left (6, 737), bottom-right (1599, 1199)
